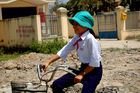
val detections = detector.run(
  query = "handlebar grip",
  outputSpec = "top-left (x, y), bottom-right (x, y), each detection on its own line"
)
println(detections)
top-left (40, 64), bottom-right (45, 70)
top-left (37, 64), bottom-right (42, 80)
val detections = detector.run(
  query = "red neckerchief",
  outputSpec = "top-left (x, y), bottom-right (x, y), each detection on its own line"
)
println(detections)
top-left (73, 38), bottom-right (82, 51)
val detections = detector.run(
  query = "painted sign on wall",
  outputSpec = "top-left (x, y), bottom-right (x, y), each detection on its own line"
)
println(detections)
top-left (16, 25), bottom-right (35, 38)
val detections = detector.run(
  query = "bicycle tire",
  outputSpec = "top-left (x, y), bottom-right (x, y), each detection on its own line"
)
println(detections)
top-left (11, 81), bottom-right (48, 93)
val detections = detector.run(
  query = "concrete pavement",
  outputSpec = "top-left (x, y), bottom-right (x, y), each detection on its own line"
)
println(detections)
top-left (98, 39), bottom-right (140, 49)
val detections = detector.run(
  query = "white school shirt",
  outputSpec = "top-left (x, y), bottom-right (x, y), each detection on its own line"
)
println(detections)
top-left (57, 31), bottom-right (102, 67)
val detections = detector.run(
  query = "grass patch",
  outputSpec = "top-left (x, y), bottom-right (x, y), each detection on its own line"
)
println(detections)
top-left (136, 35), bottom-right (140, 41)
top-left (0, 53), bottom-right (22, 61)
top-left (106, 48), bottom-right (121, 51)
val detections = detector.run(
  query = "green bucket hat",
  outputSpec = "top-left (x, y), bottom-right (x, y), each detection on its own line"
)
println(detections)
top-left (69, 11), bottom-right (94, 30)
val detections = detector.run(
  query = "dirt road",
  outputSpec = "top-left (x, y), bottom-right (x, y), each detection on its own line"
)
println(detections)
top-left (0, 40), bottom-right (140, 93)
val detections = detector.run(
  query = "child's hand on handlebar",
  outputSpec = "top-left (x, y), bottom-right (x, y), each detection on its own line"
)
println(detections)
top-left (42, 62), bottom-right (50, 72)
top-left (40, 55), bottom-right (60, 72)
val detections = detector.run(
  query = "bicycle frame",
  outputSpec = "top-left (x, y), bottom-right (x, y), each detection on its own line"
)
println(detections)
top-left (37, 64), bottom-right (77, 82)
top-left (11, 64), bottom-right (79, 93)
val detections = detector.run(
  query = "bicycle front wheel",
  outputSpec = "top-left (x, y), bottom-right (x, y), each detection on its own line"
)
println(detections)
top-left (11, 81), bottom-right (48, 93)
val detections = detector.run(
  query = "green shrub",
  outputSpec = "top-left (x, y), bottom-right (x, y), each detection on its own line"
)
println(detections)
top-left (29, 41), bottom-right (41, 53)
top-left (0, 47), bottom-right (4, 55)
top-left (29, 38), bottom-right (67, 54)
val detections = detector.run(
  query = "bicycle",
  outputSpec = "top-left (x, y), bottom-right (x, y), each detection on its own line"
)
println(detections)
top-left (11, 64), bottom-right (81, 93)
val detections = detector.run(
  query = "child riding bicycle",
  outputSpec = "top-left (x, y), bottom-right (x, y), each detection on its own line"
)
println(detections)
top-left (41, 11), bottom-right (103, 93)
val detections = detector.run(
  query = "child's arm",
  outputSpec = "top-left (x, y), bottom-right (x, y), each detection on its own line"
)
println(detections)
top-left (43, 54), bottom-right (60, 71)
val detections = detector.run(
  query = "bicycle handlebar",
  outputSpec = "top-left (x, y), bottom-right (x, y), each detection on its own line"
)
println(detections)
top-left (37, 64), bottom-right (79, 83)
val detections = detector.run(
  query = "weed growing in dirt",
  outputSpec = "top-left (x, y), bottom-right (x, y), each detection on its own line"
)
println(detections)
top-left (125, 83), bottom-right (139, 92)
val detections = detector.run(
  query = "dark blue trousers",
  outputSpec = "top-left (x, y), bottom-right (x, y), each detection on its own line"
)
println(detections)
top-left (51, 62), bottom-right (102, 93)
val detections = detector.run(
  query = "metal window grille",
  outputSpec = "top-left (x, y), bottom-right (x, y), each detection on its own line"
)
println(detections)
top-left (40, 15), bottom-right (61, 39)
top-left (97, 12), bottom-right (117, 32)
